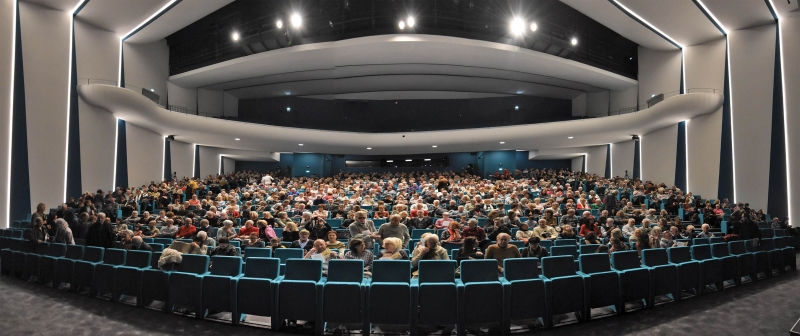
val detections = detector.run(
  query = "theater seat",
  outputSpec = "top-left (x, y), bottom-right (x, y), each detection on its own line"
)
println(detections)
top-left (611, 250), bottom-right (650, 311)
top-left (710, 243), bottom-right (739, 286)
top-left (91, 248), bottom-right (127, 298)
top-left (70, 246), bottom-right (105, 294)
top-left (415, 260), bottom-right (458, 334)
top-left (668, 247), bottom-right (702, 296)
top-left (236, 257), bottom-right (280, 329)
top-left (322, 259), bottom-right (367, 331)
top-left (113, 250), bottom-right (153, 305)
top-left (541, 255), bottom-right (586, 326)
top-left (579, 253), bottom-right (621, 319)
top-left (502, 258), bottom-right (546, 331)
top-left (457, 259), bottom-right (506, 335)
top-left (201, 256), bottom-right (243, 321)
top-left (52, 245), bottom-right (84, 288)
top-left (167, 254), bottom-right (211, 318)
top-left (641, 249), bottom-right (679, 304)
top-left (277, 258), bottom-right (324, 334)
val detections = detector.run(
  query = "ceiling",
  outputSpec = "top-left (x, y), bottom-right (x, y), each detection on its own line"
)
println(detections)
top-left (699, 0), bottom-right (775, 31)
top-left (78, 84), bottom-right (722, 155)
top-left (76, 0), bottom-right (171, 36)
top-left (126, 0), bottom-right (234, 44)
top-left (21, 0), bottom-right (81, 12)
top-left (616, 0), bottom-right (723, 47)
top-left (302, 91), bottom-right (513, 101)
top-left (171, 34), bottom-right (637, 102)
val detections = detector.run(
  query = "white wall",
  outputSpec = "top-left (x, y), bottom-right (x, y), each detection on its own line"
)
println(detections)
top-left (685, 37), bottom-right (726, 199)
top-left (223, 157), bottom-right (235, 175)
top-left (167, 81), bottom-right (197, 112)
top-left (224, 91), bottom-right (238, 117)
top-left (586, 91), bottom-right (609, 116)
top-left (586, 145), bottom-right (607, 176)
top-left (611, 140), bottom-right (635, 178)
top-left (0, 0), bottom-right (14, 226)
top-left (641, 124), bottom-right (677, 185)
top-left (75, 19), bottom-right (119, 193)
top-left (198, 145), bottom-right (222, 178)
top-left (198, 88), bottom-right (224, 116)
top-left (170, 140), bottom-right (194, 181)
top-left (571, 93), bottom-right (586, 117)
top-left (125, 122), bottom-right (164, 187)
top-left (123, 40), bottom-right (169, 103)
top-left (19, 2), bottom-right (70, 211)
top-left (571, 156), bottom-right (584, 172)
top-left (728, 24), bottom-right (776, 210)
top-left (780, 16), bottom-right (800, 221)
top-left (638, 47), bottom-right (681, 106)
top-left (610, 86), bottom-right (638, 113)
top-left (78, 98), bottom-right (116, 193)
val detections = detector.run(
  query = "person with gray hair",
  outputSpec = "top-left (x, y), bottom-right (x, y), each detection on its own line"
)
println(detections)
top-left (197, 230), bottom-right (215, 246)
top-left (484, 233), bottom-right (520, 274)
top-left (411, 234), bottom-right (449, 270)
top-left (217, 220), bottom-right (236, 240)
top-left (52, 218), bottom-right (74, 245)
top-left (130, 236), bottom-right (152, 251)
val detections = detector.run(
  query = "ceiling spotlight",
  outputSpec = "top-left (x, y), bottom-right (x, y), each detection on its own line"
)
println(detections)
top-left (500, 141), bottom-right (505, 144)
top-left (530, 22), bottom-right (538, 31)
top-left (432, 145), bottom-right (438, 148)
top-left (291, 13), bottom-right (302, 27)
top-left (407, 16), bottom-right (415, 27)
top-left (286, 107), bottom-right (291, 112)
top-left (386, 160), bottom-right (394, 163)
top-left (276, 20), bottom-right (283, 28)
top-left (150, 88), bottom-right (154, 92)
top-left (298, 143), bottom-right (303, 146)
top-left (405, 159), bottom-right (412, 162)
top-left (514, 105), bottom-right (519, 110)
top-left (568, 136), bottom-right (574, 139)
top-left (424, 159), bottom-right (431, 161)
top-left (510, 17), bottom-right (525, 35)
top-left (398, 20), bottom-right (405, 29)
top-left (231, 32), bottom-right (239, 41)
top-left (629, 57), bottom-right (633, 60)
top-left (235, 138), bottom-right (240, 141)
top-left (306, 170), bottom-right (310, 173)
top-left (366, 147), bottom-right (372, 150)
top-left (571, 37), bottom-right (578, 45)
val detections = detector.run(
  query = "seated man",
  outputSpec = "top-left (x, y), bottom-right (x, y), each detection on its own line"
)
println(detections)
top-left (210, 237), bottom-right (240, 257)
top-left (130, 236), bottom-right (153, 251)
top-left (175, 218), bottom-right (197, 239)
top-left (532, 218), bottom-right (558, 240)
top-left (520, 236), bottom-right (549, 258)
top-left (484, 233), bottom-right (520, 274)
top-left (159, 219), bottom-right (179, 238)
top-left (289, 229), bottom-right (314, 252)
top-left (236, 220), bottom-right (259, 239)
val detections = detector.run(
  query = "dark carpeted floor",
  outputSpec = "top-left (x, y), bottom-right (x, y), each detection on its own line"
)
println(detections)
top-left (0, 260), bottom-right (797, 336)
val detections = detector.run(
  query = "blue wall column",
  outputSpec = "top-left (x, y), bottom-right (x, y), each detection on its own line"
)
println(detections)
top-left (163, 138), bottom-right (171, 181)
top-left (633, 139), bottom-right (641, 180)
top-left (604, 145), bottom-right (611, 179)
top-left (675, 121), bottom-right (687, 191)
top-left (718, 41), bottom-right (735, 202)
top-left (9, 1), bottom-right (31, 221)
top-left (292, 153), bottom-right (326, 177)
top-left (193, 145), bottom-right (199, 178)
top-left (114, 119), bottom-right (128, 188)
top-left (65, 22), bottom-right (81, 199)
top-left (481, 150), bottom-right (516, 178)
top-left (767, 21), bottom-right (788, 219)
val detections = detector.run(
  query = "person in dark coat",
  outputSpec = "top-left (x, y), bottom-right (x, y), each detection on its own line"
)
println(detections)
top-left (86, 213), bottom-right (116, 248)
top-left (737, 212), bottom-right (762, 241)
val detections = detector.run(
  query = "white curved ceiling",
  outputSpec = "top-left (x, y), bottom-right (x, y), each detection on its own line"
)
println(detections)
top-left (170, 34), bottom-right (638, 101)
top-left (79, 84), bottom-right (722, 155)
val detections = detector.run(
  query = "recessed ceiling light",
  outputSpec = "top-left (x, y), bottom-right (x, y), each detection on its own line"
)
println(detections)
top-left (432, 145), bottom-right (438, 148)
top-left (398, 20), bottom-right (405, 29)
top-left (366, 147), bottom-right (372, 150)
top-left (235, 138), bottom-right (240, 141)
top-left (500, 141), bottom-right (505, 144)
top-left (231, 32), bottom-right (239, 41)
top-left (407, 16), bottom-right (415, 27)
top-left (286, 107), bottom-right (291, 112)
top-left (276, 20), bottom-right (283, 29)
top-left (386, 160), bottom-right (394, 163)
top-left (306, 170), bottom-right (310, 173)
top-left (514, 105), bottom-right (519, 110)
top-left (530, 22), bottom-right (538, 31)
top-left (568, 136), bottom-right (574, 139)
top-left (510, 17), bottom-right (524, 35)
top-left (405, 159), bottom-right (413, 162)
top-left (424, 159), bottom-right (431, 161)
top-left (571, 37), bottom-right (578, 45)
top-left (150, 88), bottom-right (154, 92)
top-left (291, 13), bottom-right (302, 27)
top-left (298, 144), bottom-right (303, 146)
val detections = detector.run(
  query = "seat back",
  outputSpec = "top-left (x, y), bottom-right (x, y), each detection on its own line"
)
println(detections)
top-left (579, 253), bottom-right (611, 274)
top-left (150, 252), bottom-right (162, 269)
top-left (371, 260), bottom-right (411, 283)
top-left (460, 259), bottom-right (500, 283)
top-left (551, 245), bottom-right (577, 259)
top-left (417, 260), bottom-right (457, 283)
top-left (176, 254), bottom-right (210, 274)
top-left (761, 238), bottom-right (776, 251)
top-left (728, 241), bottom-right (746, 255)
top-left (210, 255), bottom-right (243, 276)
top-left (641, 249), bottom-right (669, 267)
top-left (611, 250), bottom-right (642, 270)
top-left (411, 229), bottom-right (433, 239)
top-left (83, 246), bottom-right (104, 262)
top-left (244, 248), bottom-right (272, 260)
top-left (503, 258), bottom-right (539, 281)
top-left (692, 238), bottom-right (710, 245)
top-left (63, 245), bottom-right (84, 260)
top-left (709, 237), bottom-right (724, 244)
top-left (153, 238), bottom-right (172, 246)
top-left (745, 239), bottom-right (762, 252)
top-left (275, 248), bottom-right (304, 264)
top-left (668, 246), bottom-right (692, 263)
top-left (774, 237), bottom-right (787, 249)
top-left (710, 243), bottom-right (730, 258)
top-left (691, 244), bottom-right (714, 261)
top-left (34, 242), bottom-right (49, 255)
top-left (47, 243), bottom-right (67, 257)
top-left (150, 243), bottom-right (164, 252)
top-left (103, 248), bottom-right (127, 265)
top-left (327, 259), bottom-right (364, 282)
top-left (760, 229), bottom-right (774, 238)
top-left (554, 239), bottom-right (576, 246)
top-left (539, 240), bottom-right (553, 250)
top-left (125, 250), bottom-right (152, 268)
top-left (284, 258), bottom-right (322, 281)
top-left (243, 257), bottom-right (280, 279)
top-left (541, 256), bottom-right (576, 278)
top-left (580, 244), bottom-right (602, 254)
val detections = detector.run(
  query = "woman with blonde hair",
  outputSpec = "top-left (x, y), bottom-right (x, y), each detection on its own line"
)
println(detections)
top-left (378, 237), bottom-right (409, 260)
top-left (440, 221), bottom-right (463, 243)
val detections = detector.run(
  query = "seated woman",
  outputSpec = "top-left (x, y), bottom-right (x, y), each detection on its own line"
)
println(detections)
top-left (187, 235), bottom-right (207, 255)
top-left (440, 221), bottom-right (463, 243)
top-left (377, 237), bottom-right (409, 260)
top-left (559, 225), bottom-right (576, 239)
top-left (373, 205), bottom-right (390, 219)
top-left (515, 222), bottom-right (535, 244)
top-left (343, 238), bottom-right (374, 277)
top-left (304, 239), bottom-right (337, 274)
top-left (269, 237), bottom-right (285, 251)
top-left (325, 231), bottom-right (346, 252)
top-left (579, 217), bottom-right (602, 237)
top-left (455, 236), bottom-right (484, 263)
top-left (143, 221), bottom-right (160, 239)
top-left (520, 236), bottom-right (549, 258)
top-left (313, 204), bottom-right (329, 219)
top-left (608, 237), bottom-right (628, 252)
top-left (681, 225), bottom-right (697, 239)
top-left (257, 219), bottom-right (278, 241)
top-left (583, 231), bottom-right (601, 245)
top-left (245, 232), bottom-right (265, 249)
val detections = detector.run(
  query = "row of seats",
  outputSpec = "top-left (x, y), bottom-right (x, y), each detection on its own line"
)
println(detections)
top-left (0, 233), bottom-right (795, 335)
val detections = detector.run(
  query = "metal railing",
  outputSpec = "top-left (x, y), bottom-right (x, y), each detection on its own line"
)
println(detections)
top-left (585, 88), bottom-right (722, 118)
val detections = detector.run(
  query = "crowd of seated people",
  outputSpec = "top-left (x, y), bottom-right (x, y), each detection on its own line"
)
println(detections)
top-left (22, 167), bottom-right (796, 277)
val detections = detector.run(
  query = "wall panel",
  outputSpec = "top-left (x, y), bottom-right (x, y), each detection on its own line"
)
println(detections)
top-left (170, 140), bottom-right (193, 180)
top-left (125, 122), bottom-right (163, 187)
top-left (638, 47), bottom-right (681, 106)
top-left (780, 16), bottom-right (800, 221)
top-left (123, 40), bottom-right (168, 103)
top-left (642, 124), bottom-right (677, 186)
top-left (0, 0), bottom-right (15, 224)
top-left (611, 140), bottom-right (635, 178)
top-left (586, 145), bottom-right (607, 176)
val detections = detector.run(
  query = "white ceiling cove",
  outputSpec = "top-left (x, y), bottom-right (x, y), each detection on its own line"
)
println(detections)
top-left (78, 84), bottom-right (722, 155)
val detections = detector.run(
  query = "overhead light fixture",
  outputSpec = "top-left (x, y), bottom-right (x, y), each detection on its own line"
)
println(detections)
top-left (431, 145), bottom-right (438, 148)
top-left (298, 143), bottom-right (303, 146)
top-left (630, 57), bottom-right (633, 60)
top-left (405, 159), bottom-right (412, 162)
top-left (398, 21), bottom-right (405, 29)
top-left (514, 105), bottom-right (519, 110)
top-left (500, 141), bottom-right (505, 144)
top-left (571, 37), bottom-right (578, 45)
top-left (291, 13), bottom-right (302, 27)
top-left (276, 19), bottom-right (283, 29)
top-left (231, 32), bottom-right (239, 41)
top-left (306, 170), bottom-right (310, 173)
top-left (510, 17), bottom-right (525, 35)
top-left (366, 147), bottom-right (372, 150)
top-left (568, 136), bottom-right (574, 139)
top-left (407, 16), bottom-right (415, 27)
top-left (386, 160), bottom-right (394, 163)
top-left (235, 138), bottom-right (240, 141)
top-left (424, 159), bottom-right (431, 161)
top-left (530, 22), bottom-right (538, 31)
top-left (651, 94), bottom-right (655, 97)
top-left (286, 107), bottom-right (291, 112)
top-left (150, 88), bottom-right (154, 92)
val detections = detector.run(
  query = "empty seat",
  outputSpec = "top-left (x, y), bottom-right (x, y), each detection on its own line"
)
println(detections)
top-left (91, 248), bottom-right (127, 298)
top-left (710, 243), bottom-right (740, 286)
top-left (502, 258), bottom-right (546, 331)
top-left (277, 258), bottom-right (324, 334)
top-left (541, 255), bottom-right (587, 326)
top-left (579, 253), bottom-right (622, 319)
top-left (167, 254), bottom-right (211, 318)
top-left (365, 260), bottom-right (413, 334)
top-left (323, 259), bottom-right (367, 330)
top-left (728, 241), bottom-right (757, 282)
top-left (611, 250), bottom-right (650, 310)
top-left (201, 256), bottom-right (243, 321)
top-left (113, 250), bottom-right (153, 305)
top-left (667, 247), bottom-right (702, 296)
top-left (458, 259), bottom-right (506, 335)
top-left (415, 260), bottom-right (458, 333)
top-left (37, 243), bottom-right (67, 285)
top-left (641, 249), bottom-right (680, 304)
top-left (52, 245), bottom-right (84, 288)
top-left (236, 257), bottom-right (280, 329)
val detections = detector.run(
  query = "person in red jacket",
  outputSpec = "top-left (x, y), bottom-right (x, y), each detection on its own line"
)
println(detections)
top-left (579, 217), bottom-right (602, 237)
top-left (237, 220), bottom-right (259, 239)
top-left (175, 218), bottom-right (197, 238)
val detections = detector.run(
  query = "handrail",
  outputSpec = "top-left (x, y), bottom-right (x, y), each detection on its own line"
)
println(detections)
top-left (586, 88), bottom-right (722, 118)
